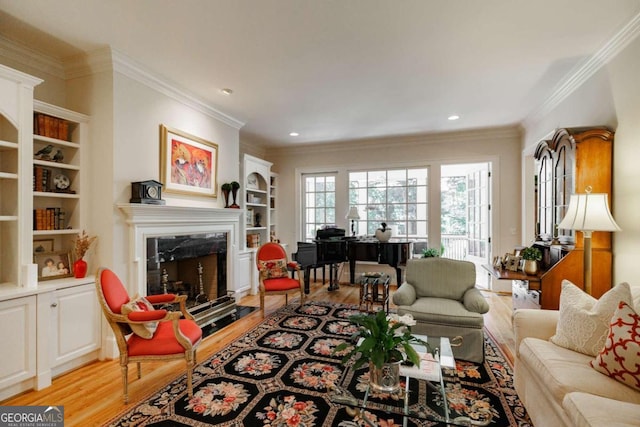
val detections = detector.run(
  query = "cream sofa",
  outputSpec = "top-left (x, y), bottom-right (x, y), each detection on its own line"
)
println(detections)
top-left (513, 290), bottom-right (640, 427)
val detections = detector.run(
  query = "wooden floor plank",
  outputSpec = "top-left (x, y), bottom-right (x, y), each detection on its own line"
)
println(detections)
top-left (1, 281), bottom-right (514, 426)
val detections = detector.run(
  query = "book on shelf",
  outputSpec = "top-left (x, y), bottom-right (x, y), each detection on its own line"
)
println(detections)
top-left (33, 208), bottom-right (66, 231)
top-left (33, 166), bottom-right (51, 192)
top-left (33, 112), bottom-right (71, 141)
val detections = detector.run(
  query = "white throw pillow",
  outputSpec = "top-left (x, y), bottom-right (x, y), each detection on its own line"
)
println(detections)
top-left (550, 280), bottom-right (632, 356)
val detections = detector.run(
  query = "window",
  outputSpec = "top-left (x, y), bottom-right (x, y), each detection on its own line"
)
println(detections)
top-left (302, 174), bottom-right (336, 241)
top-left (348, 168), bottom-right (428, 239)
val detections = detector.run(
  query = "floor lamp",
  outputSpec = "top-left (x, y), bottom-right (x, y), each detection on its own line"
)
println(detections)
top-left (346, 207), bottom-right (360, 237)
top-left (557, 187), bottom-right (621, 295)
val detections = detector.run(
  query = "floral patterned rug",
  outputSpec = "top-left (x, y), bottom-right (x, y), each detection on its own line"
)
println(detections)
top-left (105, 302), bottom-right (531, 426)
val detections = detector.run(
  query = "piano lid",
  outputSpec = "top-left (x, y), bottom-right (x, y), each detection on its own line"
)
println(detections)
top-left (316, 227), bottom-right (346, 240)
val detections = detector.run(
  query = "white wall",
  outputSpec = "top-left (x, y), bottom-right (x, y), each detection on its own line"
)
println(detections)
top-left (522, 36), bottom-right (640, 286)
top-left (265, 127), bottom-right (522, 290)
top-left (106, 66), bottom-right (241, 282)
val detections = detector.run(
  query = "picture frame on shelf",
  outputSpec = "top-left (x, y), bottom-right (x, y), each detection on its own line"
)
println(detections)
top-left (34, 251), bottom-right (73, 281)
top-left (247, 173), bottom-right (259, 190)
top-left (33, 239), bottom-right (54, 254)
top-left (246, 208), bottom-right (254, 226)
top-left (506, 255), bottom-right (521, 272)
top-left (159, 124), bottom-right (218, 198)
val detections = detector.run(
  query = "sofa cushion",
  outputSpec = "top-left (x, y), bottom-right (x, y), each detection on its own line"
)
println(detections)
top-left (550, 280), bottom-right (632, 356)
top-left (397, 298), bottom-right (484, 328)
top-left (591, 301), bottom-right (640, 391)
top-left (519, 337), bottom-right (640, 408)
top-left (404, 258), bottom-right (476, 301)
top-left (563, 392), bottom-right (640, 427)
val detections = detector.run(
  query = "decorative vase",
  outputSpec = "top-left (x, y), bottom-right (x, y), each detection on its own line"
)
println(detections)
top-left (523, 260), bottom-right (538, 275)
top-left (222, 189), bottom-right (230, 208)
top-left (369, 361), bottom-right (401, 394)
top-left (73, 258), bottom-right (88, 279)
top-left (229, 187), bottom-right (240, 208)
top-left (375, 228), bottom-right (392, 242)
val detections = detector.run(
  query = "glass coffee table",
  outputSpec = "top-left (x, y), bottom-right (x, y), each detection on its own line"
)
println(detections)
top-left (330, 336), bottom-right (492, 426)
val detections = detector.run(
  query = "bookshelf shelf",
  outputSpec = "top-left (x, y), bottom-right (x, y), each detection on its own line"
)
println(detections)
top-left (33, 159), bottom-right (80, 171)
top-left (32, 101), bottom-right (89, 261)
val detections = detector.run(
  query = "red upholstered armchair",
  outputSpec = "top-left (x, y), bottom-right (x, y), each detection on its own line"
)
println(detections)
top-left (256, 242), bottom-right (305, 315)
top-left (95, 267), bottom-right (202, 403)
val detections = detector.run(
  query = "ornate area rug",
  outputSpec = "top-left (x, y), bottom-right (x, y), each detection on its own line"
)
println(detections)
top-left (105, 302), bottom-right (531, 426)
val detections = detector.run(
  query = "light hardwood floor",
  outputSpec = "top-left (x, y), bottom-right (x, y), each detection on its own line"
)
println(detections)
top-left (1, 282), bottom-right (515, 426)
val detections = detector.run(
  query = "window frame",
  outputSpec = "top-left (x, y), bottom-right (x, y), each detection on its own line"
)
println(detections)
top-left (348, 167), bottom-right (429, 240)
top-left (301, 173), bottom-right (337, 242)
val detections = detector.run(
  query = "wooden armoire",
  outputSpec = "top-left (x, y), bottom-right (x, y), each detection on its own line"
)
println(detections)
top-left (531, 127), bottom-right (614, 309)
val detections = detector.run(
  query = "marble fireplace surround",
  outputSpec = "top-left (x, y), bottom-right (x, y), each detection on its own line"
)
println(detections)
top-left (118, 204), bottom-right (243, 300)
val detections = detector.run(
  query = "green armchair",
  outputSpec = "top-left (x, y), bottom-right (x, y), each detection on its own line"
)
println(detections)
top-left (392, 258), bottom-right (489, 362)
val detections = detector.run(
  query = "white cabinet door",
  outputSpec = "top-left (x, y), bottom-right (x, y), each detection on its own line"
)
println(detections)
top-left (0, 296), bottom-right (36, 390)
top-left (50, 283), bottom-right (100, 373)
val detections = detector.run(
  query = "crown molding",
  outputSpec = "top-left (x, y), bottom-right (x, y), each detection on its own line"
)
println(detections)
top-left (0, 35), bottom-right (66, 79)
top-left (268, 125), bottom-right (522, 157)
top-left (523, 11), bottom-right (640, 129)
top-left (65, 47), bottom-right (245, 130)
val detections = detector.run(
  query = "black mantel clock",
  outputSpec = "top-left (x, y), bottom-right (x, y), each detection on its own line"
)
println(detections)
top-left (130, 180), bottom-right (165, 205)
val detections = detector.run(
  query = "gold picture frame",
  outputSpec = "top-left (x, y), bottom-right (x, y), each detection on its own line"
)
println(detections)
top-left (34, 251), bottom-right (73, 281)
top-left (159, 124), bottom-right (218, 198)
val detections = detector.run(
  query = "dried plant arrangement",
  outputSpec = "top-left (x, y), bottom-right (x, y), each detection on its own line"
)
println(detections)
top-left (74, 230), bottom-right (97, 259)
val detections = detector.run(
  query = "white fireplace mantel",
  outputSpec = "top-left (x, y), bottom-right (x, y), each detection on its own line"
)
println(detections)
top-left (117, 203), bottom-right (243, 297)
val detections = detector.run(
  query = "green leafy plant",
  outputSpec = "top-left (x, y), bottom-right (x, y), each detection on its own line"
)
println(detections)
top-left (421, 247), bottom-right (442, 258)
top-left (221, 182), bottom-right (231, 191)
top-left (230, 181), bottom-right (240, 190)
top-left (334, 310), bottom-right (429, 370)
top-left (521, 246), bottom-right (542, 261)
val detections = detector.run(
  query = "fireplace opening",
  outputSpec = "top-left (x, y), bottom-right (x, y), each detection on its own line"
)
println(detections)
top-left (146, 232), bottom-right (236, 327)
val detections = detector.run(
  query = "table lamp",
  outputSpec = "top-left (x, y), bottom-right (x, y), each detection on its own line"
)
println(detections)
top-left (345, 207), bottom-right (360, 236)
top-left (557, 186), bottom-right (621, 295)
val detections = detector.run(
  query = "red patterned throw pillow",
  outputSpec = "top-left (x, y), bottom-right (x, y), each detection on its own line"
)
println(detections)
top-left (590, 301), bottom-right (640, 391)
top-left (258, 258), bottom-right (289, 279)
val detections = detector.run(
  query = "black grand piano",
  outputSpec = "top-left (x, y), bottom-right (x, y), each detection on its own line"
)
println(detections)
top-left (293, 227), bottom-right (347, 293)
top-left (293, 228), bottom-right (412, 293)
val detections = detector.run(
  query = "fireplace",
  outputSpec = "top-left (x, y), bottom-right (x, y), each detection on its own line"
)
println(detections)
top-left (118, 204), bottom-right (244, 328)
top-left (146, 233), bottom-right (235, 327)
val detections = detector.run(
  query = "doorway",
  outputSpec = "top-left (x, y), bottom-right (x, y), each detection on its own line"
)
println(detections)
top-left (441, 163), bottom-right (491, 288)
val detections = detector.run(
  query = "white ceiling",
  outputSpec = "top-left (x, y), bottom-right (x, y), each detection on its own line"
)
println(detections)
top-left (1, 0), bottom-right (640, 146)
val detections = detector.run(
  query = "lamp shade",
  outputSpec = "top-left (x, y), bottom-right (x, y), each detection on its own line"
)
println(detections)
top-left (345, 206), bottom-right (360, 220)
top-left (557, 192), bottom-right (621, 232)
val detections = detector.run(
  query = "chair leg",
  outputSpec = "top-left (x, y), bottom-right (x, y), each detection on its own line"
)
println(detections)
top-left (137, 362), bottom-right (142, 379)
top-left (260, 293), bottom-right (265, 316)
top-left (121, 364), bottom-right (129, 404)
top-left (186, 350), bottom-right (195, 398)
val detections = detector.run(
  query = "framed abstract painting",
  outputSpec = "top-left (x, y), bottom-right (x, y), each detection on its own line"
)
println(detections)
top-left (160, 124), bottom-right (218, 198)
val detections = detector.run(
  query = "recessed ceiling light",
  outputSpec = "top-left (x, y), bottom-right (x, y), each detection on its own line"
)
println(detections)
top-left (220, 88), bottom-right (233, 95)
top-left (448, 115), bottom-right (460, 121)
top-left (289, 132), bottom-right (299, 137)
